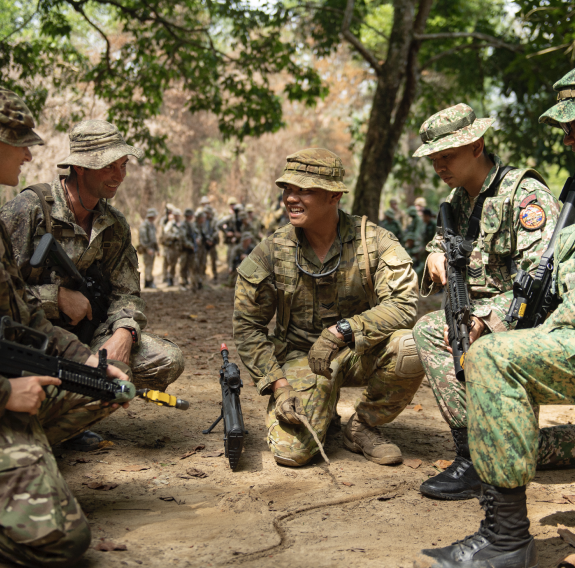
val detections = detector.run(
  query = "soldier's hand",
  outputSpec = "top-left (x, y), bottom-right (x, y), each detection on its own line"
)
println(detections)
top-left (427, 252), bottom-right (447, 286)
top-left (308, 328), bottom-right (347, 380)
top-left (6, 376), bottom-right (61, 415)
top-left (85, 353), bottom-right (131, 409)
top-left (273, 384), bottom-right (305, 425)
top-left (58, 287), bottom-right (92, 326)
top-left (99, 328), bottom-right (133, 365)
top-left (147, 248), bottom-right (155, 256)
top-left (443, 317), bottom-right (486, 354)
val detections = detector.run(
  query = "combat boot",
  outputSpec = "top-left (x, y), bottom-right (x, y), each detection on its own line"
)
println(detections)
top-left (416, 484), bottom-right (537, 568)
top-left (420, 428), bottom-right (481, 500)
top-left (343, 413), bottom-right (402, 465)
top-left (61, 430), bottom-right (103, 452)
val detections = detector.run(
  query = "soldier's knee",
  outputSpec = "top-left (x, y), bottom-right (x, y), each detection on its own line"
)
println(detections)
top-left (387, 330), bottom-right (425, 381)
top-left (412, 313), bottom-right (434, 345)
top-left (270, 444), bottom-right (314, 467)
top-left (267, 428), bottom-right (316, 467)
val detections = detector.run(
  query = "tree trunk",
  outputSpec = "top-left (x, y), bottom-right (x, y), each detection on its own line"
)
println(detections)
top-left (351, 0), bottom-right (433, 221)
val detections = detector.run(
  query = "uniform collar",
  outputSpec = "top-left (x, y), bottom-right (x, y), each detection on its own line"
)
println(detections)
top-left (476, 154), bottom-right (502, 195)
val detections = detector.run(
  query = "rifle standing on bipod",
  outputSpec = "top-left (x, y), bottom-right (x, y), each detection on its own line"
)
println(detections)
top-left (439, 202), bottom-right (474, 381)
top-left (0, 316), bottom-right (190, 410)
top-left (506, 175), bottom-right (575, 329)
top-left (203, 344), bottom-right (246, 470)
top-left (30, 233), bottom-right (110, 345)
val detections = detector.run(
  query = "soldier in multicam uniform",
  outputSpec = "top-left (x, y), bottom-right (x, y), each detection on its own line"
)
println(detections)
top-left (227, 231), bottom-right (254, 287)
top-left (233, 148), bottom-right (425, 467)
top-left (378, 208), bottom-right (404, 244)
top-left (201, 197), bottom-right (219, 282)
top-left (0, 86), bottom-right (129, 567)
top-left (138, 207), bottom-right (158, 289)
top-left (244, 203), bottom-right (264, 243)
top-left (180, 208), bottom-right (198, 290)
top-left (218, 197), bottom-right (243, 266)
top-left (0, 120), bottom-right (184, 410)
top-left (411, 103), bottom-right (568, 503)
top-left (193, 208), bottom-right (207, 289)
top-left (161, 208), bottom-right (183, 287)
top-left (415, 69), bottom-right (575, 568)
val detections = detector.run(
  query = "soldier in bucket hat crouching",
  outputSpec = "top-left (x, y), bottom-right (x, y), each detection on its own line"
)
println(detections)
top-left (232, 148), bottom-right (425, 467)
top-left (0, 119), bottom-right (184, 450)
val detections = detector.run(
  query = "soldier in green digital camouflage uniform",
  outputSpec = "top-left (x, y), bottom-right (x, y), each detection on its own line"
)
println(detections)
top-left (180, 208), bottom-right (198, 290)
top-left (415, 68), bottom-right (575, 568)
top-left (378, 208), bottom-right (404, 244)
top-left (403, 232), bottom-right (424, 281)
top-left (411, 103), bottom-right (569, 503)
top-left (0, 86), bottom-right (129, 567)
top-left (233, 148), bottom-right (425, 467)
top-left (161, 208), bottom-right (183, 287)
top-left (138, 207), bottom-right (158, 288)
top-left (406, 205), bottom-right (424, 242)
top-left (0, 120), bottom-right (184, 404)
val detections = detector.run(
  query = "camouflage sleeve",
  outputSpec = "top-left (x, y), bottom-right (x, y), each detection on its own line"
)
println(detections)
top-left (232, 240), bottom-right (284, 395)
top-left (473, 177), bottom-right (560, 332)
top-left (348, 229), bottom-right (419, 355)
top-left (0, 378), bottom-right (10, 418)
top-left (0, 192), bottom-right (61, 319)
top-left (138, 224), bottom-right (150, 248)
top-left (102, 213), bottom-right (147, 341)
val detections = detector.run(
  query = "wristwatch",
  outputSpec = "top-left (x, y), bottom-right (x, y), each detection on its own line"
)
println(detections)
top-left (336, 319), bottom-right (353, 343)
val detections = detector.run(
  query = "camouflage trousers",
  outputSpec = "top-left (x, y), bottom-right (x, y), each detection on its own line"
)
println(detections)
top-left (164, 247), bottom-right (180, 282)
top-left (207, 246), bottom-right (217, 279)
top-left (414, 306), bottom-right (575, 470)
top-left (91, 332), bottom-right (184, 392)
top-left (143, 251), bottom-right (155, 281)
top-left (179, 250), bottom-right (199, 289)
top-left (0, 391), bottom-right (118, 566)
top-left (266, 330), bottom-right (424, 466)
top-left (466, 326), bottom-right (575, 488)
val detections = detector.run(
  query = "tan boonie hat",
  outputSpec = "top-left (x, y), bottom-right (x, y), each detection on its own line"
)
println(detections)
top-left (539, 69), bottom-right (575, 128)
top-left (227, 196), bottom-right (238, 206)
top-left (57, 119), bottom-right (143, 169)
top-left (241, 231), bottom-right (253, 241)
top-left (275, 148), bottom-right (348, 193)
top-left (200, 196), bottom-right (211, 205)
top-left (0, 87), bottom-right (44, 147)
top-left (413, 103), bottom-right (494, 158)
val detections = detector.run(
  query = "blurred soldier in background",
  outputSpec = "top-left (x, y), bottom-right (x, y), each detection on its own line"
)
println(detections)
top-left (265, 193), bottom-right (290, 235)
top-left (162, 208), bottom-right (183, 287)
top-left (389, 197), bottom-right (409, 230)
top-left (180, 208), bottom-right (198, 290)
top-left (414, 196), bottom-right (427, 218)
top-left (244, 203), bottom-right (264, 242)
top-left (405, 205), bottom-right (423, 242)
top-left (403, 232), bottom-right (424, 281)
top-left (194, 208), bottom-right (207, 289)
top-left (138, 208), bottom-right (159, 289)
top-left (202, 204), bottom-right (219, 282)
top-left (378, 209), bottom-right (403, 244)
top-left (227, 231), bottom-right (254, 287)
top-left (160, 202), bottom-right (174, 283)
top-left (218, 196), bottom-right (244, 266)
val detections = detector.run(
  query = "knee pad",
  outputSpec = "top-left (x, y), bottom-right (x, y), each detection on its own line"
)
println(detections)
top-left (394, 333), bottom-right (424, 379)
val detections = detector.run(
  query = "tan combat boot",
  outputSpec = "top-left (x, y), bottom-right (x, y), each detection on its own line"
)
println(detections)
top-left (343, 413), bottom-right (403, 465)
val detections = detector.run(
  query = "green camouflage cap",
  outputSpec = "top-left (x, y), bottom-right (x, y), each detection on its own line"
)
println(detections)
top-left (275, 148), bottom-right (348, 193)
top-left (0, 87), bottom-right (43, 147)
top-left (413, 103), bottom-right (494, 158)
top-left (539, 68), bottom-right (575, 128)
top-left (404, 232), bottom-right (417, 242)
top-left (384, 208), bottom-right (396, 220)
top-left (241, 231), bottom-right (253, 241)
top-left (407, 205), bottom-right (418, 216)
top-left (184, 208), bottom-right (194, 217)
top-left (57, 119), bottom-right (143, 169)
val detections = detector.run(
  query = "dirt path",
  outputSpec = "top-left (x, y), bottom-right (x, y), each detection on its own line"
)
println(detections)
top-left (48, 283), bottom-right (575, 568)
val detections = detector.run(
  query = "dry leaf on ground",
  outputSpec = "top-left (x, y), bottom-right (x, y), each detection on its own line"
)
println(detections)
top-left (413, 404), bottom-right (423, 412)
top-left (433, 460), bottom-right (453, 470)
top-left (404, 459), bottom-right (422, 469)
top-left (84, 482), bottom-right (118, 490)
top-left (202, 450), bottom-right (224, 458)
top-left (119, 465), bottom-right (150, 472)
top-left (205, 304), bottom-right (215, 309)
top-left (94, 541), bottom-right (127, 552)
top-left (97, 440), bottom-right (114, 450)
top-left (180, 445), bottom-right (206, 459)
top-left (342, 481), bottom-right (354, 487)
top-left (563, 495), bottom-right (575, 505)
top-left (181, 468), bottom-right (208, 478)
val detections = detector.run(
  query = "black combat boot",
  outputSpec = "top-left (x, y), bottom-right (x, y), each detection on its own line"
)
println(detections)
top-left (420, 428), bottom-right (481, 500)
top-left (417, 484), bottom-right (538, 568)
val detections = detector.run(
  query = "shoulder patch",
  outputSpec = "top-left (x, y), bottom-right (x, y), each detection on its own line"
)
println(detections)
top-left (237, 256), bottom-right (271, 285)
top-left (520, 203), bottom-right (546, 231)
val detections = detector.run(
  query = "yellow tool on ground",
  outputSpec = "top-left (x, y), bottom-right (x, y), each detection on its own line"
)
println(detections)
top-left (136, 389), bottom-right (189, 410)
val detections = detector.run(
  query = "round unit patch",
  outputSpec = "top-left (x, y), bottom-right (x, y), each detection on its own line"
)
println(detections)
top-left (520, 203), bottom-right (546, 231)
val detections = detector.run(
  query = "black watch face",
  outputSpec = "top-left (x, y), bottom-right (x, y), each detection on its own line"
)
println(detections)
top-left (337, 320), bottom-right (352, 340)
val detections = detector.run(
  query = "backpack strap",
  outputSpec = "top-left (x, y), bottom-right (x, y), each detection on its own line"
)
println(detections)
top-left (21, 183), bottom-right (55, 236)
top-left (361, 215), bottom-right (374, 296)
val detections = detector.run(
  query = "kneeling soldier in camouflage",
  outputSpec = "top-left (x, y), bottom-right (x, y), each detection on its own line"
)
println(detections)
top-left (233, 148), bottom-right (424, 466)
top-left (0, 86), bottom-right (129, 567)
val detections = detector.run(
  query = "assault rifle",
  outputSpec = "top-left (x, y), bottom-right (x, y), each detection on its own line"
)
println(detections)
top-left (30, 233), bottom-right (110, 345)
top-left (439, 202), bottom-right (474, 382)
top-left (203, 344), bottom-right (246, 470)
top-left (0, 316), bottom-right (190, 410)
top-left (505, 175), bottom-right (575, 329)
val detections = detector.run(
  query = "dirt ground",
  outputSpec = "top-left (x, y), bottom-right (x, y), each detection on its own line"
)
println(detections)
top-left (38, 262), bottom-right (575, 568)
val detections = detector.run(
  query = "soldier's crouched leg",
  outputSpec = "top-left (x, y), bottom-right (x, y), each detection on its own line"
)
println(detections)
top-left (90, 332), bottom-right (184, 391)
top-left (0, 423), bottom-right (91, 566)
top-left (266, 353), bottom-right (337, 467)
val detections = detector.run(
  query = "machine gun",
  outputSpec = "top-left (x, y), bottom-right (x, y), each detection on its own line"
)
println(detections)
top-left (439, 202), bottom-right (474, 382)
top-left (0, 316), bottom-right (190, 410)
top-left (203, 344), bottom-right (246, 470)
top-left (505, 175), bottom-right (575, 329)
top-left (30, 233), bottom-right (110, 344)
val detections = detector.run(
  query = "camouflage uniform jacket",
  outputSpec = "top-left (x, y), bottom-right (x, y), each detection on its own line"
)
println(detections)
top-left (244, 216), bottom-right (263, 242)
top-left (0, 176), bottom-right (147, 342)
top-left (422, 219), bottom-right (437, 247)
top-left (181, 220), bottom-right (197, 252)
top-left (161, 219), bottom-right (183, 248)
top-left (0, 219), bottom-right (91, 418)
top-left (230, 242), bottom-right (255, 271)
top-left (138, 219), bottom-right (158, 251)
top-left (423, 155), bottom-right (560, 332)
top-left (378, 219), bottom-right (403, 244)
top-left (233, 211), bottom-right (418, 395)
top-left (217, 211), bottom-right (243, 244)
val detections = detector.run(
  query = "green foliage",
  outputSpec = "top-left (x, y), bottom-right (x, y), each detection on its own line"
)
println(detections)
top-left (1, 0), bottom-right (327, 170)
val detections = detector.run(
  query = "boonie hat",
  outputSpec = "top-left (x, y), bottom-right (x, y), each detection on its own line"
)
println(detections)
top-left (413, 103), bottom-right (494, 158)
top-left (414, 197), bottom-right (427, 207)
top-left (146, 208), bottom-right (158, 218)
top-left (57, 119), bottom-right (143, 169)
top-left (539, 68), bottom-right (575, 128)
top-left (0, 87), bottom-right (44, 147)
top-left (227, 196), bottom-right (238, 206)
top-left (276, 148), bottom-right (348, 193)
top-left (200, 196), bottom-right (211, 205)
top-left (241, 231), bottom-right (253, 241)
top-left (184, 208), bottom-right (194, 217)
top-left (173, 208), bottom-right (182, 216)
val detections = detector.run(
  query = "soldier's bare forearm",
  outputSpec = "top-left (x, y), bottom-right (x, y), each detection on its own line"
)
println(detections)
top-left (271, 378), bottom-right (289, 392)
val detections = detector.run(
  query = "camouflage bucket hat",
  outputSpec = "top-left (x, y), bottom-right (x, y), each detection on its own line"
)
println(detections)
top-left (241, 231), bottom-right (253, 241)
top-left (184, 208), bottom-right (194, 216)
top-left (539, 69), bottom-right (575, 128)
top-left (0, 87), bottom-right (44, 147)
top-left (413, 103), bottom-right (494, 158)
top-left (384, 209), bottom-right (396, 219)
top-left (57, 119), bottom-right (143, 169)
top-left (275, 148), bottom-right (348, 193)
top-left (146, 208), bottom-right (158, 218)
